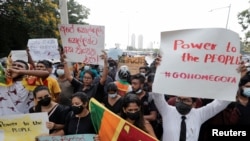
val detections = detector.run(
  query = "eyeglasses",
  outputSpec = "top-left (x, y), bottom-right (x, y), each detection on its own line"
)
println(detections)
top-left (36, 94), bottom-right (50, 100)
top-left (83, 77), bottom-right (92, 80)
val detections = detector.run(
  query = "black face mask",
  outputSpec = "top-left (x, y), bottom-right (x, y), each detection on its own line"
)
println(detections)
top-left (71, 105), bottom-right (84, 115)
top-left (38, 97), bottom-right (51, 106)
top-left (126, 111), bottom-right (140, 120)
top-left (175, 102), bottom-right (192, 115)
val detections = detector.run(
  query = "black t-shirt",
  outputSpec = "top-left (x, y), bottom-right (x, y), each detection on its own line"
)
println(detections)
top-left (64, 111), bottom-right (96, 135)
top-left (140, 92), bottom-right (157, 116)
top-left (71, 78), bottom-right (105, 102)
top-left (102, 96), bottom-right (123, 115)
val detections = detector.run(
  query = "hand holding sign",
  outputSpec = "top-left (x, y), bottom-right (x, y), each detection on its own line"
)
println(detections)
top-left (100, 50), bottom-right (107, 61)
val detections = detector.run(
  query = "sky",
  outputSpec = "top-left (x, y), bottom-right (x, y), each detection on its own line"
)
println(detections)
top-left (76, 0), bottom-right (249, 49)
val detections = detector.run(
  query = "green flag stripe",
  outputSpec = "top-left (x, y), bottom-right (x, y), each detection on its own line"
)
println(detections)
top-left (89, 98), bottom-right (105, 133)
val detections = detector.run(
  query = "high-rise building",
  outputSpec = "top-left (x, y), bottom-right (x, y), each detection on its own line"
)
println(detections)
top-left (138, 34), bottom-right (143, 49)
top-left (131, 33), bottom-right (136, 49)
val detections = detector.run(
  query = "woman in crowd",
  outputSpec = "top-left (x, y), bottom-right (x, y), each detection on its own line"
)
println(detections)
top-left (120, 94), bottom-right (156, 138)
top-left (94, 94), bottom-right (157, 141)
top-left (62, 92), bottom-right (96, 135)
top-left (29, 85), bottom-right (68, 135)
top-left (102, 82), bottom-right (123, 115)
top-left (62, 50), bottom-right (108, 103)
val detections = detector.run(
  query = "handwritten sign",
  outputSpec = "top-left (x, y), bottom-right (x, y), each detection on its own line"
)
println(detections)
top-left (153, 28), bottom-right (240, 101)
top-left (27, 38), bottom-right (60, 61)
top-left (37, 134), bottom-right (95, 141)
top-left (118, 56), bottom-right (145, 75)
top-left (0, 112), bottom-right (49, 141)
top-left (9, 50), bottom-right (28, 62)
top-left (59, 24), bottom-right (105, 65)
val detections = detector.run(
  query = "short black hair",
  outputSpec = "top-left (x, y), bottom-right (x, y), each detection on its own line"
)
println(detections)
top-left (239, 71), bottom-right (250, 87)
top-left (15, 60), bottom-right (29, 70)
top-left (131, 73), bottom-right (145, 84)
top-left (37, 60), bottom-right (53, 68)
top-left (71, 92), bottom-right (89, 104)
top-left (107, 82), bottom-right (118, 92)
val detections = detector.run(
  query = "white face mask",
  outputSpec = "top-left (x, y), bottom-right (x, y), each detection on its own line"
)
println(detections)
top-left (84, 66), bottom-right (90, 70)
top-left (134, 88), bottom-right (142, 94)
top-left (140, 73), bottom-right (146, 77)
top-left (108, 93), bottom-right (117, 98)
top-left (56, 69), bottom-right (64, 76)
top-left (243, 88), bottom-right (250, 97)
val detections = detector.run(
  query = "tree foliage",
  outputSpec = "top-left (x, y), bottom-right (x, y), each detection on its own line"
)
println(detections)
top-left (0, 0), bottom-right (90, 58)
top-left (238, 5), bottom-right (250, 53)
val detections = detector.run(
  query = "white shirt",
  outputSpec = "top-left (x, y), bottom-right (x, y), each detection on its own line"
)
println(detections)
top-left (153, 93), bottom-right (231, 141)
top-left (0, 81), bottom-right (34, 116)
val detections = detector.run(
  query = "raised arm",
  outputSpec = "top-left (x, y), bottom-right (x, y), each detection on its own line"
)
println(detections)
top-left (7, 69), bottom-right (50, 78)
top-left (152, 92), bottom-right (169, 116)
top-left (99, 51), bottom-right (108, 85)
top-left (60, 48), bottom-right (74, 82)
top-left (26, 48), bottom-right (36, 69)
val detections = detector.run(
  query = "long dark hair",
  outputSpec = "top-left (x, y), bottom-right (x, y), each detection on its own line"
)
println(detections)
top-left (120, 94), bottom-right (146, 132)
top-left (33, 85), bottom-right (50, 112)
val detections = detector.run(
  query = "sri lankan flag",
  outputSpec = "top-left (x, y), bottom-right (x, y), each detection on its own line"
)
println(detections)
top-left (89, 98), bottom-right (159, 141)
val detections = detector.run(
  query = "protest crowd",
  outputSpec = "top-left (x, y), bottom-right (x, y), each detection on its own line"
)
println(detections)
top-left (0, 49), bottom-right (249, 141)
top-left (0, 29), bottom-right (249, 141)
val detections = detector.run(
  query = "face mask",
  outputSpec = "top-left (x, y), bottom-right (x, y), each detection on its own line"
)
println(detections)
top-left (108, 93), bottom-right (117, 98)
top-left (140, 73), bottom-right (146, 77)
top-left (133, 88), bottom-right (142, 94)
top-left (126, 111), bottom-right (140, 120)
top-left (243, 88), bottom-right (250, 97)
top-left (38, 97), bottom-right (51, 106)
top-left (71, 105), bottom-right (84, 115)
top-left (56, 69), bottom-right (64, 76)
top-left (84, 66), bottom-right (90, 70)
top-left (175, 101), bottom-right (192, 115)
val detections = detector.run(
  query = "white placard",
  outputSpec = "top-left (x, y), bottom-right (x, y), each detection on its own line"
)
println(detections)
top-left (9, 50), bottom-right (27, 62)
top-left (108, 48), bottom-right (123, 60)
top-left (153, 28), bottom-right (241, 101)
top-left (0, 112), bottom-right (49, 141)
top-left (58, 24), bottom-right (105, 65)
top-left (27, 38), bottom-right (59, 61)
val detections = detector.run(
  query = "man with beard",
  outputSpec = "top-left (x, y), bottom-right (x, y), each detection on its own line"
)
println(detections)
top-left (0, 59), bottom-right (49, 115)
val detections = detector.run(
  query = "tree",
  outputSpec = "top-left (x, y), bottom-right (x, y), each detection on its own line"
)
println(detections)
top-left (0, 0), bottom-right (90, 58)
top-left (238, 6), bottom-right (250, 53)
top-left (0, 0), bottom-right (60, 57)
top-left (53, 0), bottom-right (90, 24)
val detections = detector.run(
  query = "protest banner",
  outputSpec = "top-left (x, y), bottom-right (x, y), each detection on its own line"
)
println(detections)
top-left (37, 134), bottom-right (95, 141)
top-left (89, 98), bottom-right (159, 141)
top-left (153, 28), bottom-right (241, 101)
top-left (0, 112), bottom-right (49, 141)
top-left (118, 56), bottom-right (145, 75)
top-left (27, 38), bottom-right (60, 61)
top-left (59, 24), bottom-right (105, 65)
